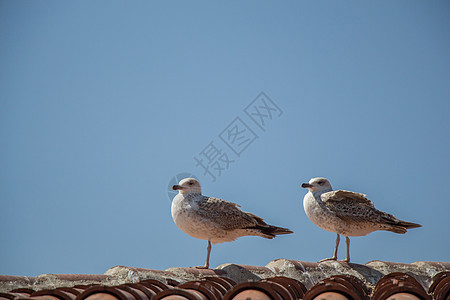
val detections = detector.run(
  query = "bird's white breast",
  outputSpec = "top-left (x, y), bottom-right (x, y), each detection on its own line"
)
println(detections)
top-left (171, 194), bottom-right (234, 243)
top-left (171, 194), bottom-right (202, 236)
top-left (303, 192), bottom-right (343, 233)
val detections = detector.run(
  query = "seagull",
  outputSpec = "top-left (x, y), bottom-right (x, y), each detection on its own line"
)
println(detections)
top-left (171, 178), bottom-right (293, 269)
top-left (301, 177), bottom-right (421, 262)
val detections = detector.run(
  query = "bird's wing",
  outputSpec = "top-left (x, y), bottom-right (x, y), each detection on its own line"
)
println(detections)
top-left (322, 190), bottom-right (418, 230)
top-left (322, 190), bottom-right (374, 207)
top-left (196, 196), bottom-right (264, 230)
top-left (321, 190), bottom-right (380, 223)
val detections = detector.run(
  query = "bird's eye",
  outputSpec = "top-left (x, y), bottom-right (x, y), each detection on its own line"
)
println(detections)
top-left (188, 182), bottom-right (194, 186)
top-left (318, 181), bottom-right (324, 185)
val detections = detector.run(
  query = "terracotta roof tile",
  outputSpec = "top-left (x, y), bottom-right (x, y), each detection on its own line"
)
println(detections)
top-left (428, 271), bottom-right (450, 300)
top-left (196, 277), bottom-right (236, 298)
top-left (1, 260), bottom-right (449, 299)
top-left (137, 279), bottom-right (170, 293)
top-left (105, 267), bottom-right (177, 285)
top-left (222, 281), bottom-right (286, 300)
top-left (31, 288), bottom-right (79, 300)
top-left (0, 276), bottom-right (35, 293)
top-left (413, 261), bottom-right (450, 271)
top-left (266, 259), bottom-right (383, 290)
top-left (303, 274), bottom-right (368, 300)
top-left (0, 293), bottom-right (15, 300)
top-left (263, 277), bottom-right (306, 299)
top-left (78, 285), bottom-right (137, 300)
top-left (372, 272), bottom-right (431, 300)
top-left (216, 264), bottom-right (275, 282)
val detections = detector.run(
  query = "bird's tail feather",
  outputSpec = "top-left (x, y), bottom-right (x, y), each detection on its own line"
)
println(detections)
top-left (387, 226), bottom-right (407, 234)
top-left (267, 225), bottom-right (294, 235)
top-left (398, 220), bottom-right (422, 229)
top-left (386, 219), bottom-right (421, 234)
top-left (244, 212), bottom-right (293, 238)
top-left (245, 224), bottom-right (293, 238)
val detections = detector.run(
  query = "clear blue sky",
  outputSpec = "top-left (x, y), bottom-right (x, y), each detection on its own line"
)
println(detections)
top-left (1, 1), bottom-right (449, 276)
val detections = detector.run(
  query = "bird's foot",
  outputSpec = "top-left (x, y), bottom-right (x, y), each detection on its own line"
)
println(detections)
top-left (194, 265), bottom-right (209, 269)
top-left (318, 257), bottom-right (337, 263)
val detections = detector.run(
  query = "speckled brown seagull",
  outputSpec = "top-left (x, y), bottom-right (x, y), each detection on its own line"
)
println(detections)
top-left (172, 178), bottom-right (293, 269)
top-left (301, 177), bottom-right (421, 262)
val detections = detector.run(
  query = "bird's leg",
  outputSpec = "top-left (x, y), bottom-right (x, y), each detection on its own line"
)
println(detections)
top-left (205, 240), bottom-right (212, 268)
top-left (319, 234), bottom-right (340, 262)
top-left (333, 234), bottom-right (340, 259)
top-left (343, 236), bottom-right (350, 262)
top-left (196, 240), bottom-right (211, 269)
top-left (334, 236), bottom-right (350, 263)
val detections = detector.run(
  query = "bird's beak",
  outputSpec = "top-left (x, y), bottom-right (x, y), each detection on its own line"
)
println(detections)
top-left (301, 183), bottom-right (312, 188)
top-left (172, 185), bottom-right (183, 190)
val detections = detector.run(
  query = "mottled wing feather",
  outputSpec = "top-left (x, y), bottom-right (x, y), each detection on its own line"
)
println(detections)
top-left (244, 212), bottom-right (267, 225)
top-left (322, 190), bottom-right (374, 207)
top-left (321, 190), bottom-right (384, 224)
top-left (196, 196), bottom-right (261, 230)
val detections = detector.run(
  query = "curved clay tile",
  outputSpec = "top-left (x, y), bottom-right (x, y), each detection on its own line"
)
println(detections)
top-left (153, 287), bottom-right (209, 300)
top-left (137, 280), bottom-right (168, 294)
top-left (222, 281), bottom-right (285, 300)
top-left (178, 280), bottom-right (222, 300)
top-left (428, 271), bottom-right (450, 300)
top-left (75, 285), bottom-right (139, 300)
top-left (264, 276), bottom-right (307, 298)
top-left (303, 274), bottom-right (368, 300)
top-left (372, 272), bottom-right (431, 300)
top-left (201, 277), bottom-right (236, 297)
top-left (32, 288), bottom-right (80, 300)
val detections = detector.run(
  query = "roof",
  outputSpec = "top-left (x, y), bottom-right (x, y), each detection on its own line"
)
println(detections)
top-left (1, 259), bottom-right (449, 299)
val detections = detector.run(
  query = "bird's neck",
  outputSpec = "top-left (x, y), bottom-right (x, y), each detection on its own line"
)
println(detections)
top-left (184, 193), bottom-right (202, 200)
top-left (312, 189), bottom-right (331, 203)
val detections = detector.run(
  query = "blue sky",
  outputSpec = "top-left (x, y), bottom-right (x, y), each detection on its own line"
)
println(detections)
top-left (1, 1), bottom-right (449, 276)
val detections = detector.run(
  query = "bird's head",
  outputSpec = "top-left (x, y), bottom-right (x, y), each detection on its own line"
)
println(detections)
top-left (301, 177), bottom-right (333, 193)
top-left (172, 178), bottom-right (202, 194)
